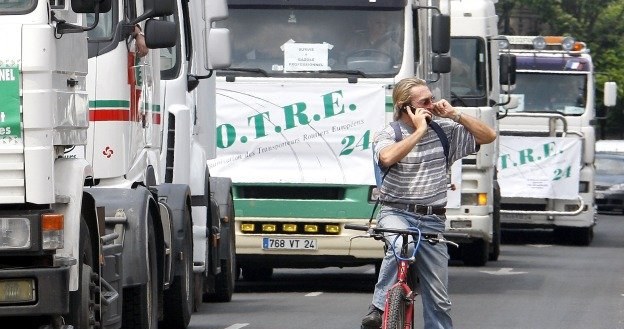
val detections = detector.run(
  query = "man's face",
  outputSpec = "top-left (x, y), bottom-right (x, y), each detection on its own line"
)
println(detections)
top-left (409, 85), bottom-right (435, 110)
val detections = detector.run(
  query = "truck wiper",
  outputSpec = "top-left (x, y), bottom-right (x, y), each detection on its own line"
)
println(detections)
top-left (321, 69), bottom-right (368, 77)
top-left (450, 91), bottom-right (468, 107)
top-left (219, 67), bottom-right (269, 77)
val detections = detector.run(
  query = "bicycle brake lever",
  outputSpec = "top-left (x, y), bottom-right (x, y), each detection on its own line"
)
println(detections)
top-left (441, 238), bottom-right (459, 248)
top-left (426, 237), bottom-right (459, 248)
top-left (348, 234), bottom-right (370, 242)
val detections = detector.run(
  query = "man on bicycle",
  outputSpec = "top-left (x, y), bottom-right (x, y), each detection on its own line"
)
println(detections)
top-left (362, 77), bottom-right (496, 329)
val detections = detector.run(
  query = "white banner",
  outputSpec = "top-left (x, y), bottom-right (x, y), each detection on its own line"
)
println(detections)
top-left (209, 83), bottom-right (386, 184)
top-left (498, 136), bottom-right (582, 200)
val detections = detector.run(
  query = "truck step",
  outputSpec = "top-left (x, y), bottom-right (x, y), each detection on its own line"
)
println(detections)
top-left (94, 271), bottom-right (120, 307)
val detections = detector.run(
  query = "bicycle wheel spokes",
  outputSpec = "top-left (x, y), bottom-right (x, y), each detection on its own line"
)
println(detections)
top-left (383, 286), bottom-right (411, 329)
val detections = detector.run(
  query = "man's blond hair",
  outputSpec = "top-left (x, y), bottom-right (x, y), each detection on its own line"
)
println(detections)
top-left (392, 77), bottom-right (427, 121)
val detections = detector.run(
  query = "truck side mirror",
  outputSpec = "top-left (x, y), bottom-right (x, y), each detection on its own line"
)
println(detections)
top-left (206, 28), bottom-right (232, 69)
top-left (72, 0), bottom-right (111, 13)
top-left (143, 0), bottom-right (174, 17)
top-left (499, 53), bottom-right (516, 85)
top-left (144, 19), bottom-right (176, 49)
top-left (431, 14), bottom-right (450, 54)
top-left (432, 54), bottom-right (451, 74)
top-left (604, 81), bottom-right (618, 107)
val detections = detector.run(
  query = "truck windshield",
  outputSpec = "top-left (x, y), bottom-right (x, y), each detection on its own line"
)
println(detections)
top-left (216, 8), bottom-right (404, 77)
top-left (510, 73), bottom-right (587, 115)
top-left (450, 38), bottom-right (486, 98)
top-left (0, 0), bottom-right (35, 13)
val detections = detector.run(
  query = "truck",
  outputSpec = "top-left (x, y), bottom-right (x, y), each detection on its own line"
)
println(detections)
top-left (207, 0), bottom-right (461, 280)
top-left (0, 0), bottom-right (234, 328)
top-left (497, 35), bottom-right (617, 245)
top-left (446, 0), bottom-right (515, 265)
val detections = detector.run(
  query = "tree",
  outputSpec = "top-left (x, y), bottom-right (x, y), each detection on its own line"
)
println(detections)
top-left (497, 0), bottom-right (624, 138)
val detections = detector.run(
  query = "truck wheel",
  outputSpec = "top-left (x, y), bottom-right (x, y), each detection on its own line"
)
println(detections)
top-left (122, 219), bottom-right (159, 329)
top-left (573, 226), bottom-right (593, 246)
top-left (462, 239), bottom-right (488, 267)
top-left (241, 266), bottom-right (273, 281)
top-left (555, 226), bottom-right (593, 246)
top-left (489, 186), bottom-right (501, 261)
top-left (67, 217), bottom-right (98, 329)
top-left (205, 196), bottom-right (236, 302)
top-left (193, 273), bottom-right (203, 311)
top-left (211, 226), bottom-right (236, 302)
top-left (160, 205), bottom-right (194, 328)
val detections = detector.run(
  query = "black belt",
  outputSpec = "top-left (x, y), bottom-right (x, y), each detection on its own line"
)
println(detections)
top-left (382, 202), bottom-right (446, 216)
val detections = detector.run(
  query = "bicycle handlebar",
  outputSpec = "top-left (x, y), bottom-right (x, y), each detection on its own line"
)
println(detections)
top-left (344, 223), bottom-right (468, 247)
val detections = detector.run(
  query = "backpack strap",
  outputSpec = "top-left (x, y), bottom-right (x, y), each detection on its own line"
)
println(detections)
top-left (390, 121), bottom-right (403, 142)
top-left (428, 121), bottom-right (449, 164)
top-left (370, 121), bottom-right (402, 224)
top-left (373, 121), bottom-right (403, 188)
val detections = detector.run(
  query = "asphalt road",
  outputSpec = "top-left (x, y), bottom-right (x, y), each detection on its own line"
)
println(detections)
top-left (189, 214), bottom-right (624, 329)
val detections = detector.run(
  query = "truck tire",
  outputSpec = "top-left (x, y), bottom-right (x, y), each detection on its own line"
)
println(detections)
top-left (160, 205), bottom-right (194, 328)
top-left (573, 226), bottom-right (594, 246)
top-left (67, 217), bottom-right (98, 329)
top-left (193, 273), bottom-right (203, 311)
top-left (241, 266), bottom-right (273, 281)
top-left (122, 219), bottom-right (159, 329)
top-left (489, 185), bottom-right (501, 261)
top-left (462, 239), bottom-right (488, 267)
top-left (211, 196), bottom-right (236, 302)
top-left (554, 226), bottom-right (593, 246)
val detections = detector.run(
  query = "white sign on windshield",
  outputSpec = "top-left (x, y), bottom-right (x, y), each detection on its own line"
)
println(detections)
top-left (283, 43), bottom-right (330, 72)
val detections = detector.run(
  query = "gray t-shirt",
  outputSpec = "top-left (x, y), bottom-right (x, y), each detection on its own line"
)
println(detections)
top-left (373, 119), bottom-right (476, 206)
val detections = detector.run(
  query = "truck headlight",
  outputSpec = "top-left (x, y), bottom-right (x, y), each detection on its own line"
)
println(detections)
top-left (0, 218), bottom-right (31, 250)
top-left (461, 193), bottom-right (488, 206)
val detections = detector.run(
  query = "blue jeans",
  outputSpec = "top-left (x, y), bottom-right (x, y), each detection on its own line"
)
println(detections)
top-left (371, 206), bottom-right (453, 329)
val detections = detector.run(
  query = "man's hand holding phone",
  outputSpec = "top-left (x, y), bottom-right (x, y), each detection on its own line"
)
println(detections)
top-left (404, 105), bottom-right (431, 127)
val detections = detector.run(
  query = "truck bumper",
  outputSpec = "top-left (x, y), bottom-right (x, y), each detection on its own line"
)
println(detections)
top-left (0, 266), bottom-right (70, 316)
top-left (444, 213), bottom-right (492, 242)
top-left (236, 219), bottom-right (385, 268)
top-left (501, 209), bottom-right (595, 228)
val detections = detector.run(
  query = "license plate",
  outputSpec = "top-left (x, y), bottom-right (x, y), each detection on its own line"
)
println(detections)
top-left (503, 213), bottom-right (531, 221)
top-left (262, 237), bottom-right (317, 250)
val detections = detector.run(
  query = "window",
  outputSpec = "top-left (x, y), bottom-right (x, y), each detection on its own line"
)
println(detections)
top-left (216, 8), bottom-right (404, 77)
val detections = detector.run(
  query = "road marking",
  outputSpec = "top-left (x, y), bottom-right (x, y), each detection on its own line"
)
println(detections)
top-left (305, 292), bottom-right (323, 297)
top-left (528, 244), bottom-right (552, 248)
top-left (480, 267), bottom-right (527, 275)
top-left (225, 324), bottom-right (249, 329)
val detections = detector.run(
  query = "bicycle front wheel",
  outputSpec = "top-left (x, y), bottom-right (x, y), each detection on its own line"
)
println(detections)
top-left (384, 286), bottom-right (411, 329)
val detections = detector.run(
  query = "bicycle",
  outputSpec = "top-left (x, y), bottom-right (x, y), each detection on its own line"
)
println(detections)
top-left (345, 223), bottom-right (465, 329)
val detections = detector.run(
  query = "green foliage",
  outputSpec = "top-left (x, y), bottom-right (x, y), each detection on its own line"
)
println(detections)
top-left (497, 0), bottom-right (624, 138)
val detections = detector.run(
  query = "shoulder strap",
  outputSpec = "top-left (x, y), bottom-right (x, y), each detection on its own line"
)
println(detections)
top-left (370, 121), bottom-right (403, 224)
top-left (390, 121), bottom-right (403, 143)
top-left (374, 121), bottom-right (402, 188)
top-left (428, 121), bottom-right (449, 162)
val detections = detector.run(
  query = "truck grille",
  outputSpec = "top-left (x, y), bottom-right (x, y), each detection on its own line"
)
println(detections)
top-left (0, 145), bottom-right (26, 203)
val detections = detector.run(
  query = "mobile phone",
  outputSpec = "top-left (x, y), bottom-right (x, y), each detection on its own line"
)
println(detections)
top-left (403, 105), bottom-right (431, 123)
